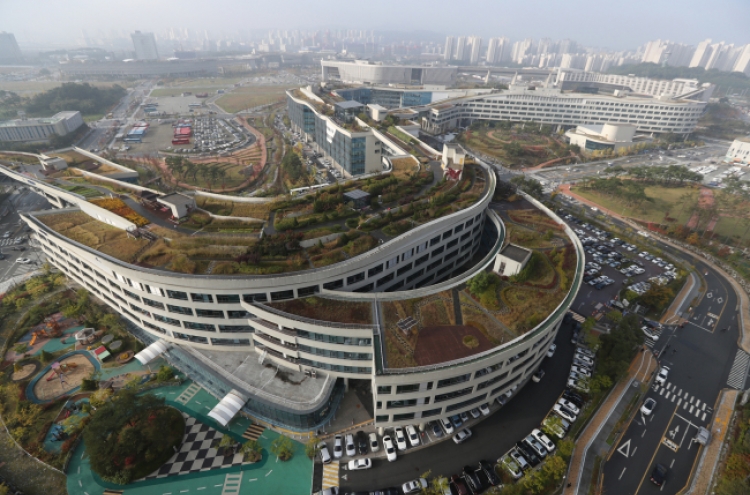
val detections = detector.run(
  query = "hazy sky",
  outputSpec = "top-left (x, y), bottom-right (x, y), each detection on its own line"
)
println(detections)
top-left (2, 0), bottom-right (749, 50)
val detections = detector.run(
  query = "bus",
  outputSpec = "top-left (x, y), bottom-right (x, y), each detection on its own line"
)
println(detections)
top-left (188, 103), bottom-right (202, 108)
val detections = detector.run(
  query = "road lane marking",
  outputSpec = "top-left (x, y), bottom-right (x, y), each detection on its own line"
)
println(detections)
top-left (702, 403), bottom-right (706, 410)
top-left (677, 398), bottom-right (682, 406)
top-left (632, 447), bottom-right (638, 456)
top-left (702, 412), bottom-right (707, 421)
top-left (696, 399), bottom-right (701, 408)
top-left (619, 468), bottom-right (627, 480)
top-left (690, 405), bottom-right (694, 414)
top-left (671, 394), bottom-right (676, 402)
top-left (617, 439), bottom-right (631, 458)
top-left (670, 459), bottom-right (675, 468)
top-left (684, 391), bottom-right (689, 399)
top-left (660, 388), bottom-right (665, 396)
top-left (642, 429), bottom-right (647, 438)
top-left (690, 397), bottom-right (694, 404)
top-left (634, 404), bottom-right (680, 495)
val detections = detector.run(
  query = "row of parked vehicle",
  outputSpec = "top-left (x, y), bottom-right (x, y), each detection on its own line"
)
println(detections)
top-left (498, 344), bottom-right (596, 481)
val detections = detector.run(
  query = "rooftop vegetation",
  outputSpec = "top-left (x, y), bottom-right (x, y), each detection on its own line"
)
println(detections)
top-left (266, 296), bottom-right (373, 325)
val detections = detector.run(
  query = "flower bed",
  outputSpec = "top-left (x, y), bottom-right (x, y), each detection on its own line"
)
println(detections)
top-left (89, 198), bottom-right (149, 227)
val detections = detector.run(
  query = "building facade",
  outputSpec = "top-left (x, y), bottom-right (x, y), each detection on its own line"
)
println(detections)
top-left (725, 137), bottom-right (750, 166)
top-left (131, 31), bottom-right (159, 60)
top-left (556, 70), bottom-right (715, 101)
top-left (0, 32), bottom-right (22, 65)
top-left (321, 60), bottom-right (457, 86)
top-left (0, 111), bottom-right (84, 142)
top-left (421, 86), bottom-right (707, 135)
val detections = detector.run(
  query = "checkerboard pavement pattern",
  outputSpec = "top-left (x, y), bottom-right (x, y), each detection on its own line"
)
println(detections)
top-left (140, 413), bottom-right (246, 480)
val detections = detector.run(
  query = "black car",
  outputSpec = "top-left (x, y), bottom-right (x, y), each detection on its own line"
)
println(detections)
top-left (355, 430), bottom-right (368, 455)
top-left (563, 389), bottom-right (585, 407)
top-left (462, 465), bottom-right (484, 494)
top-left (515, 441), bottom-right (541, 467)
top-left (650, 464), bottom-right (667, 486)
top-left (583, 275), bottom-right (595, 283)
top-left (478, 460), bottom-right (501, 486)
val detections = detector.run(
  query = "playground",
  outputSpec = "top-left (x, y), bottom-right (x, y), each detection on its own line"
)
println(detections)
top-left (30, 351), bottom-right (97, 402)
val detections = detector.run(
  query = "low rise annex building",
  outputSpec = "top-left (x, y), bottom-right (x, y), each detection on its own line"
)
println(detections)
top-left (565, 123), bottom-right (652, 155)
top-left (0, 111), bottom-right (84, 143)
top-left (725, 137), bottom-right (750, 166)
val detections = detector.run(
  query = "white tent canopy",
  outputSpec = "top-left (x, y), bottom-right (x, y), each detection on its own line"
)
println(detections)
top-left (134, 339), bottom-right (171, 365)
top-left (208, 390), bottom-right (247, 427)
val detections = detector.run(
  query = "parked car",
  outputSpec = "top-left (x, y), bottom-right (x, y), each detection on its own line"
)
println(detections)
top-left (432, 422), bottom-right (444, 438)
top-left (515, 441), bottom-right (541, 467)
top-left (382, 435), bottom-right (397, 462)
top-left (655, 366), bottom-right (669, 386)
top-left (470, 408), bottom-right (481, 419)
top-left (642, 326), bottom-right (660, 341)
top-left (347, 458), bottom-right (372, 470)
top-left (570, 366), bottom-right (591, 378)
top-left (531, 428), bottom-right (556, 453)
top-left (449, 474), bottom-right (470, 495)
top-left (553, 403), bottom-right (577, 422)
top-left (345, 434), bottom-right (356, 456)
top-left (478, 460), bottom-right (501, 486)
top-left (567, 378), bottom-right (589, 393)
top-left (15, 258), bottom-right (31, 264)
top-left (508, 448), bottom-right (530, 471)
top-left (462, 465), bottom-right (483, 493)
top-left (562, 389), bottom-right (585, 407)
top-left (319, 441), bottom-right (332, 464)
top-left (542, 418), bottom-right (566, 439)
top-left (333, 435), bottom-right (343, 459)
top-left (405, 425), bottom-right (420, 447)
top-left (356, 430), bottom-right (368, 455)
top-left (441, 417), bottom-right (455, 435)
top-left (402, 478), bottom-right (427, 494)
top-left (501, 455), bottom-right (524, 479)
top-left (453, 428), bottom-right (472, 444)
top-left (394, 427), bottom-right (408, 451)
top-left (479, 403), bottom-right (491, 416)
top-left (523, 434), bottom-right (548, 459)
top-left (368, 432), bottom-right (379, 453)
top-left (557, 398), bottom-right (581, 416)
top-left (641, 398), bottom-right (657, 416)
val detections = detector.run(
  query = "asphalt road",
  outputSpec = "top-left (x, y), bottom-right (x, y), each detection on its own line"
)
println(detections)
top-left (601, 258), bottom-right (741, 495)
top-left (341, 319), bottom-right (578, 492)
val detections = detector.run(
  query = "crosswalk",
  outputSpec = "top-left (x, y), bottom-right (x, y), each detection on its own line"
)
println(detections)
top-left (644, 337), bottom-right (657, 349)
top-left (652, 382), bottom-right (713, 423)
top-left (322, 461), bottom-right (339, 490)
top-left (0, 238), bottom-right (21, 247)
top-left (727, 349), bottom-right (750, 389)
top-left (175, 382), bottom-right (202, 405)
top-left (221, 472), bottom-right (243, 495)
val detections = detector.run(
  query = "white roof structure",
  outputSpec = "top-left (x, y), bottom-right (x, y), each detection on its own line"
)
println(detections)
top-left (208, 390), bottom-right (247, 427)
top-left (135, 339), bottom-right (171, 365)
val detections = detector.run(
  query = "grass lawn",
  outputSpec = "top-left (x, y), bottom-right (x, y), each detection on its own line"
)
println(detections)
top-left (573, 185), bottom-right (699, 225)
top-left (149, 87), bottom-right (226, 97)
top-left (215, 86), bottom-right (293, 113)
top-left (0, 81), bottom-right (119, 96)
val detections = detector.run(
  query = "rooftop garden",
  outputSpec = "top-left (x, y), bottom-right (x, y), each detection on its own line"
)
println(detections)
top-left (89, 198), bottom-right (150, 227)
top-left (265, 296), bottom-right (374, 325)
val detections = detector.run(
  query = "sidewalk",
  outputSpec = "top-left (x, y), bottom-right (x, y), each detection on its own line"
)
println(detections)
top-left (565, 349), bottom-right (658, 495)
top-left (661, 271), bottom-right (700, 325)
top-left (685, 389), bottom-right (738, 495)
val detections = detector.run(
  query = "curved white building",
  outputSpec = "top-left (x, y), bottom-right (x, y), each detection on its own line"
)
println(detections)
top-left (2, 145), bottom-right (582, 431)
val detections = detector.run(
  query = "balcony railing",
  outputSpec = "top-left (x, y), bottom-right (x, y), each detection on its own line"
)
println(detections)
top-left (255, 331), bottom-right (298, 351)
top-left (256, 344), bottom-right (299, 365)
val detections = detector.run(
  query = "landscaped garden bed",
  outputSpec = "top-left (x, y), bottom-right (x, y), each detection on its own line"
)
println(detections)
top-left (89, 197), bottom-right (150, 227)
top-left (266, 296), bottom-right (374, 325)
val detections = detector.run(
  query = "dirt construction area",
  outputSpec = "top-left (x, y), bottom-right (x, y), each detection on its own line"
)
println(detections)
top-left (33, 353), bottom-right (95, 401)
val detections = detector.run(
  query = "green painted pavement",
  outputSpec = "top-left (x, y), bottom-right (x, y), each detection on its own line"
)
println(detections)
top-left (65, 380), bottom-right (313, 495)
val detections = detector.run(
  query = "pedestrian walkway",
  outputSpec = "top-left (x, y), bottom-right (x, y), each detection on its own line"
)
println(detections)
top-left (651, 382), bottom-right (713, 423)
top-left (685, 389), bottom-right (737, 495)
top-left (175, 382), bottom-right (202, 405)
top-left (322, 461), bottom-right (339, 490)
top-left (565, 348), bottom-right (658, 495)
top-left (242, 424), bottom-right (265, 441)
top-left (726, 349), bottom-right (749, 389)
top-left (220, 472), bottom-right (243, 495)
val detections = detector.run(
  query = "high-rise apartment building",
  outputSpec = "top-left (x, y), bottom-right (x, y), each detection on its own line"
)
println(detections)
top-left (444, 36), bottom-right (455, 61)
top-left (131, 31), bottom-right (159, 60)
top-left (455, 36), bottom-right (467, 62)
top-left (468, 36), bottom-right (482, 65)
top-left (690, 39), bottom-right (713, 68)
top-left (0, 32), bottom-right (23, 65)
top-left (485, 37), bottom-right (510, 65)
top-left (733, 45), bottom-right (750, 75)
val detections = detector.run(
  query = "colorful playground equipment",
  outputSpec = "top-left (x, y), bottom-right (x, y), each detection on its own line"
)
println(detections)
top-left (29, 318), bottom-right (64, 346)
top-left (45, 361), bottom-right (78, 382)
top-left (74, 328), bottom-right (97, 345)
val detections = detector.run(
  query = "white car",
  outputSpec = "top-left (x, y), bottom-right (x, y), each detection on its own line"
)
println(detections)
top-left (655, 366), bottom-right (669, 386)
top-left (557, 398), bottom-right (580, 416)
top-left (547, 344), bottom-right (557, 358)
top-left (347, 458), bottom-right (372, 471)
top-left (333, 435), bottom-right (343, 459)
top-left (553, 404), bottom-right (577, 422)
top-left (542, 417), bottom-right (566, 439)
top-left (642, 327), bottom-right (659, 341)
top-left (479, 403), bottom-right (491, 416)
top-left (368, 432), bottom-right (379, 453)
top-left (15, 258), bottom-right (31, 264)
top-left (405, 425), bottom-right (420, 447)
top-left (318, 441), bottom-right (332, 464)
top-left (440, 417), bottom-right (454, 435)
top-left (470, 408), bottom-right (481, 419)
top-left (570, 366), bottom-right (591, 378)
top-left (382, 435), bottom-right (397, 462)
top-left (394, 427), bottom-right (408, 451)
top-left (345, 433), bottom-right (356, 456)
top-left (402, 478), bottom-right (428, 494)
top-left (574, 353), bottom-right (594, 366)
top-left (641, 398), bottom-right (657, 416)
top-left (531, 428), bottom-right (556, 453)
top-left (453, 428), bottom-right (472, 444)
top-left (524, 434), bottom-right (548, 458)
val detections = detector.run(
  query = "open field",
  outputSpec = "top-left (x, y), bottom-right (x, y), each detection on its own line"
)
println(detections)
top-left (215, 86), bottom-right (294, 113)
top-left (149, 87), bottom-right (227, 98)
top-left (458, 125), bottom-right (575, 169)
top-left (573, 184), bottom-right (748, 239)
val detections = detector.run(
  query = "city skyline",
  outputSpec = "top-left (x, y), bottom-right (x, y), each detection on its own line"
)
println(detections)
top-left (2, 0), bottom-right (749, 50)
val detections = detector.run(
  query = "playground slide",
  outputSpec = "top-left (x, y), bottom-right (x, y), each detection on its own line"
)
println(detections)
top-left (45, 370), bottom-right (58, 381)
top-left (30, 335), bottom-right (38, 346)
